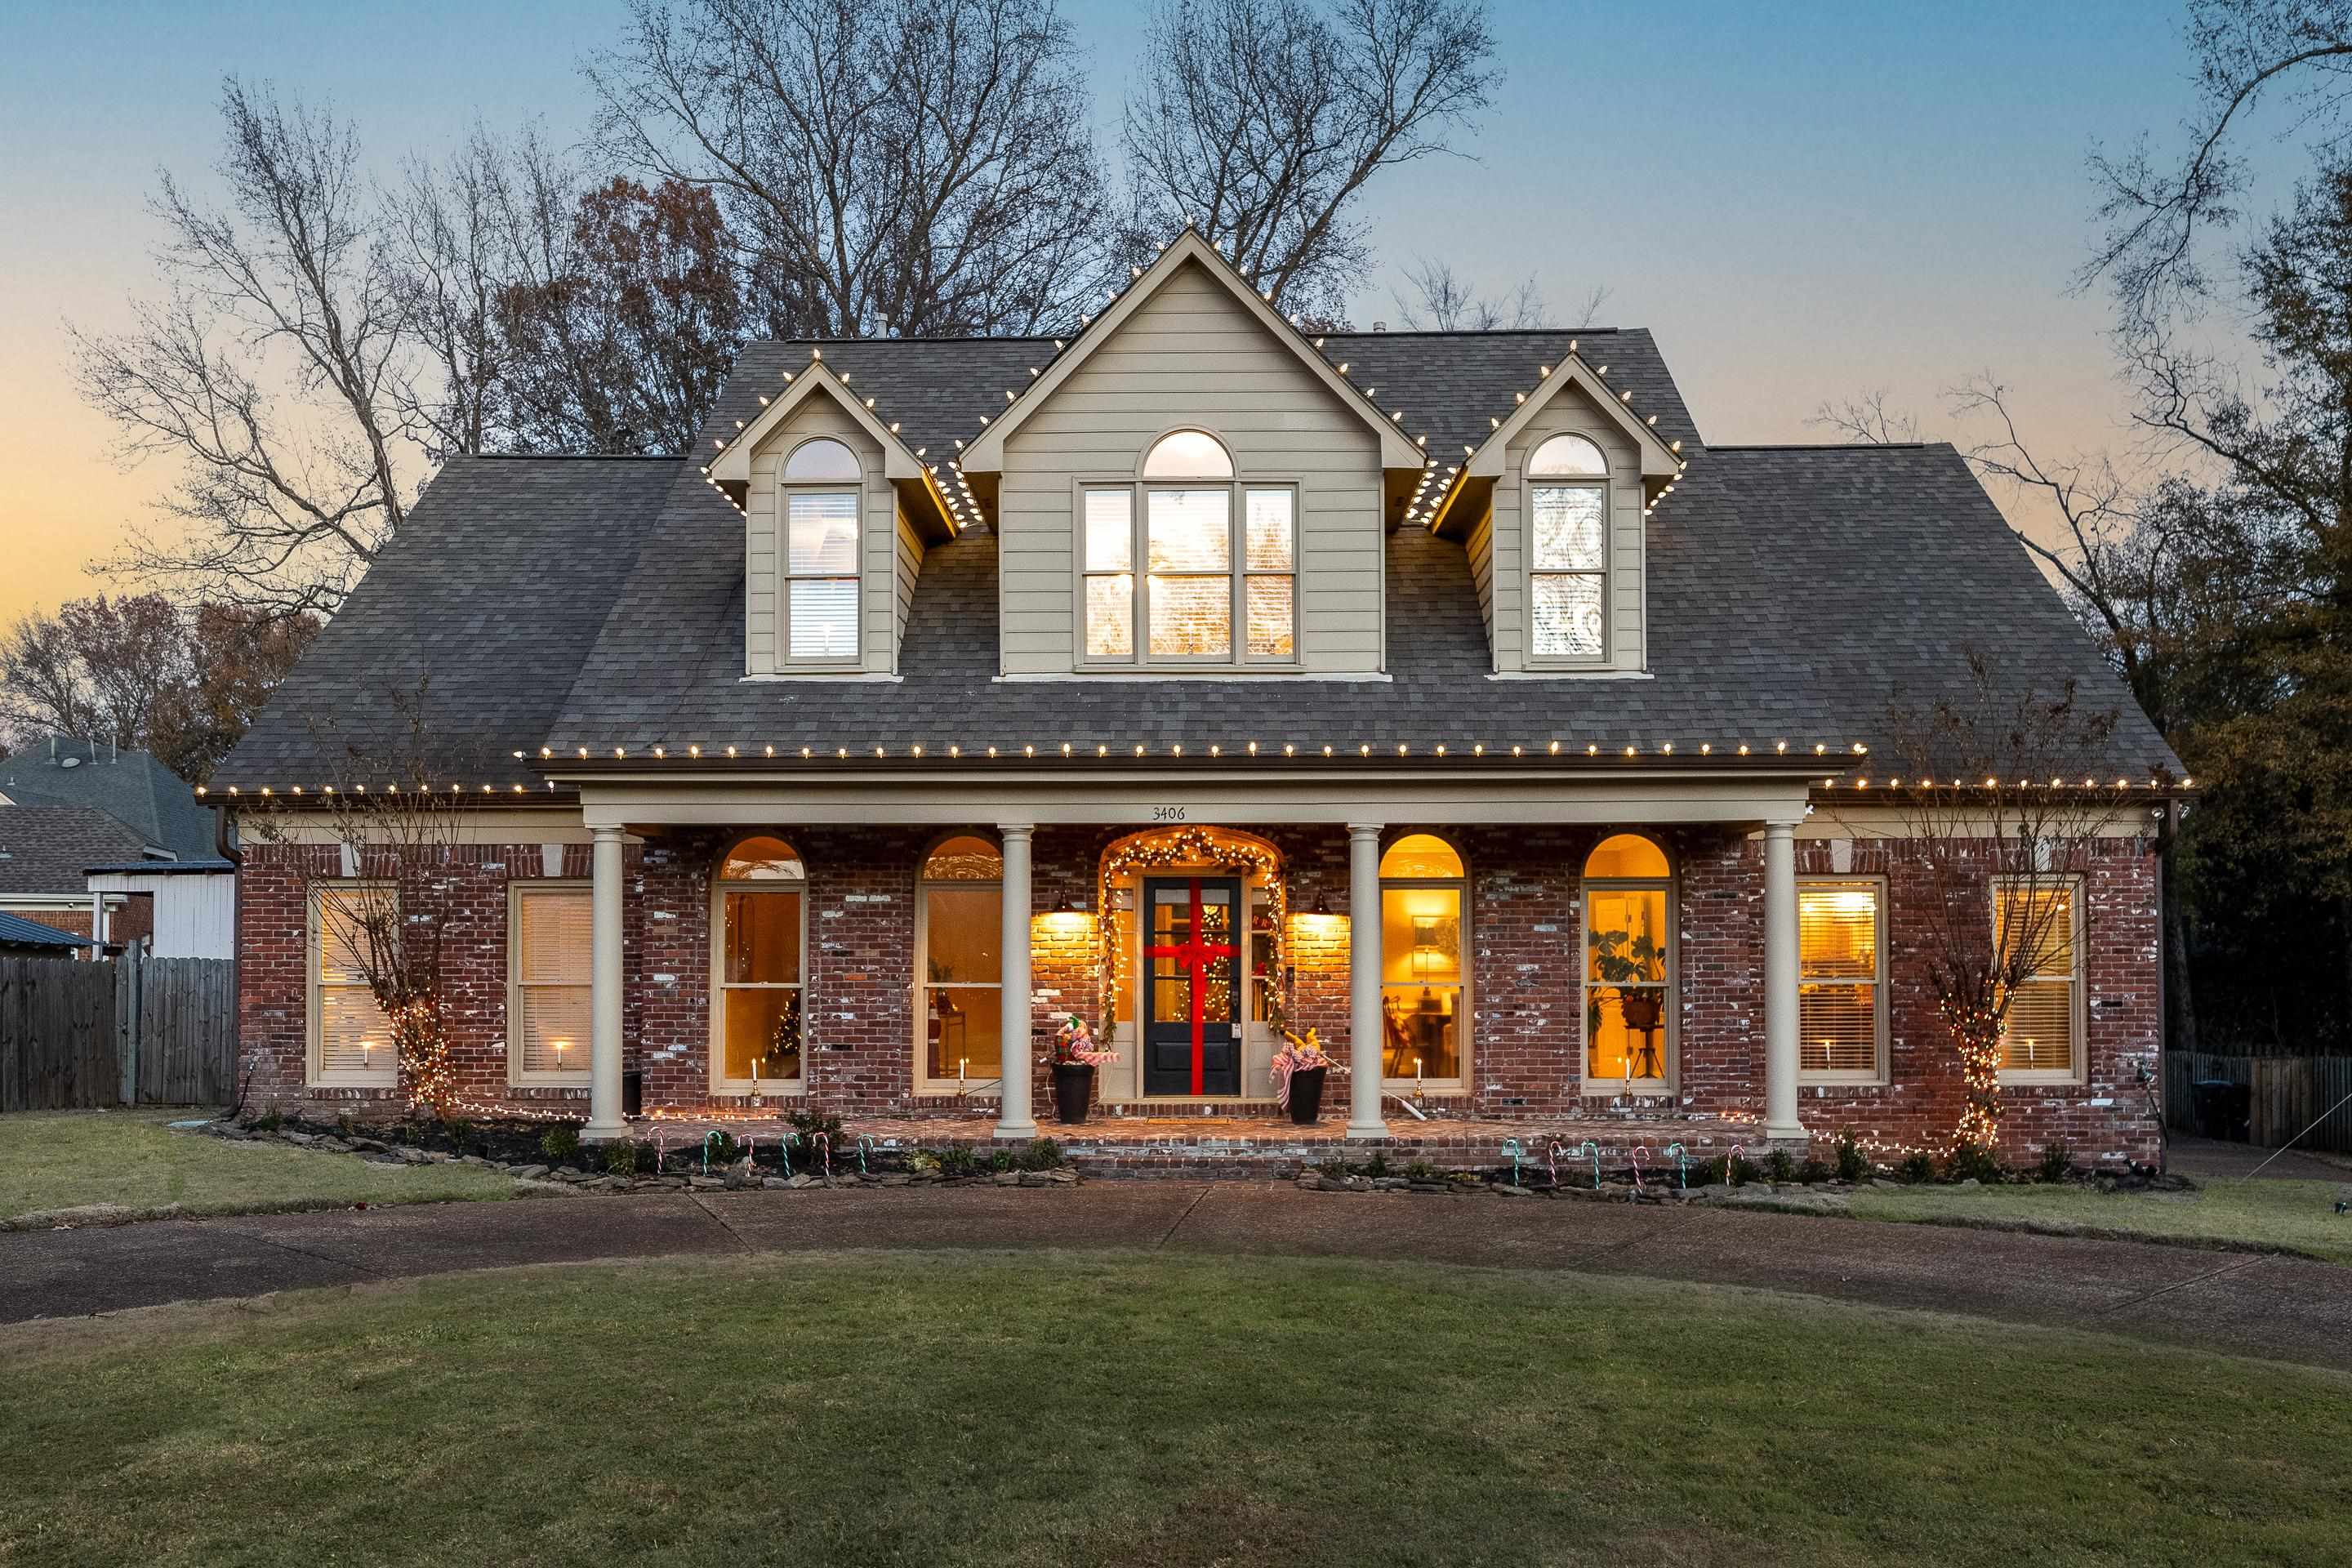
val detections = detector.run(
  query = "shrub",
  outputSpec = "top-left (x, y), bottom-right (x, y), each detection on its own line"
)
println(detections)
top-left (443, 1118), bottom-right (474, 1154)
top-left (1765, 1148), bottom-right (1795, 1183)
top-left (1361, 1152), bottom-right (1391, 1179)
top-left (1833, 1129), bottom-right (1869, 1183)
top-left (788, 1109), bottom-right (845, 1141)
top-left (701, 1130), bottom-right (742, 1169)
top-left (540, 1123), bottom-right (581, 1161)
top-left (2036, 1139), bottom-right (2074, 1183)
top-left (335, 1112), bottom-right (357, 1140)
top-left (252, 1102), bottom-right (283, 1134)
top-left (905, 1151), bottom-right (941, 1176)
top-left (1900, 1151), bottom-right (1935, 1184)
top-left (1404, 1160), bottom-right (1437, 1183)
top-left (1797, 1157), bottom-right (1833, 1185)
top-left (603, 1139), bottom-right (641, 1177)
top-left (1727, 1155), bottom-right (1760, 1187)
top-left (1020, 1137), bottom-right (1063, 1171)
top-left (1316, 1154), bottom-right (1356, 1178)
top-left (1946, 1144), bottom-right (2003, 1185)
top-left (989, 1149), bottom-right (1014, 1172)
top-left (938, 1147), bottom-right (979, 1178)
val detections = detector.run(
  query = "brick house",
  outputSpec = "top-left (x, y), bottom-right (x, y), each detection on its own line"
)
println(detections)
top-left (216, 233), bottom-right (2180, 1169)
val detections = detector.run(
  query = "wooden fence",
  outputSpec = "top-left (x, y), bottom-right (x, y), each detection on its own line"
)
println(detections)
top-left (0, 954), bottom-right (237, 1112)
top-left (2164, 1051), bottom-right (2352, 1155)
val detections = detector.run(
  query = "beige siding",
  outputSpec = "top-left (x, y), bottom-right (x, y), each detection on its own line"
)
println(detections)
top-left (745, 395), bottom-right (895, 675)
top-left (1465, 505), bottom-right (1496, 663)
top-left (894, 506), bottom-right (924, 665)
top-left (1490, 386), bottom-right (1646, 674)
top-left (998, 260), bottom-right (1386, 674)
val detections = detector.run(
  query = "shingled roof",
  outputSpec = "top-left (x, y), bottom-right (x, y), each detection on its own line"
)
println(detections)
top-left (220, 329), bottom-right (2178, 791)
top-left (0, 806), bottom-right (149, 897)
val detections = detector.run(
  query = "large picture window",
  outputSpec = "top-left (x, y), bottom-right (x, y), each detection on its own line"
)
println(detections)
top-left (1527, 433), bottom-right (1609, 662)
top-left (1379, 834), bottom-right (1467, 1086)
top-left (1082, 430), bottom-right (1296, 666)
top-left (510, 884), bottom-right (590, 1084)
top-left (917, 835), bottom-right (1004, 1090)
top-left (1799, 879), bottom-right (1885, 1081)
top-left (715, 836), bottom-right (806, 1091)
top-left (310, 883), bottom-right (394, 1088)
top-left (780, 437), bottom-right (861, 663)
top-left (1583, 833), bottom-right (1672, 1089)
top-left (1995, 878), bottom-right (2082, 1080)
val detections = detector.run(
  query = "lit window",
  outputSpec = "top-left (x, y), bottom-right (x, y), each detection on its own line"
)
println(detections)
top-left (510, 885), bottom-right (590, 1082)
top-left (1529, 433), bottom-right (1608, 660)
top-left (1379, 835), bottom-right (1466, 1084)
top-left (716, 836), bottom-right (804, 1089)
top-left (311, 884), bottom-right (394, 1087)
top-left (1996, 880), bottom-right (2081, 1077)
top-left (1583, 834), bottom-right (1670, 1085)
top-left (1082, 430), bottom-right (1296, 666)
top-left (782, 439), bottom-right (860, 662)
top-left (919, 835), bottom-right (1004, 1088)
top-left (1799, 880), bottom-right (1882, 1080)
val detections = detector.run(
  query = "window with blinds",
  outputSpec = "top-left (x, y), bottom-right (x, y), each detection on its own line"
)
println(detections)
top-left (510, 885), bottom-right (590, 1082)
top-left (781, 437), bottom-right (862, 664)
top-left (311, 884), bottom-right (394, 1087)
top-left (1798, 880), bottom-right (1883, 1079)
top-left (1995, 880), bottom-right (2081, 1076)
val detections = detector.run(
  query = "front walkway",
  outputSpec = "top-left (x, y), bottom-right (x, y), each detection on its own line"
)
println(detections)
top-left (4, 1184), bottom-right (2345, 1370)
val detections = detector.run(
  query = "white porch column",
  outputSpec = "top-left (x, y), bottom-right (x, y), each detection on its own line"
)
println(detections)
top-left (1762, 817), bottom-right (1805, 1143)
top-left (1346, 822), bottom-right (1388, 1138)
top-left (584, 823), bottom-right (629, 1141)
top-left (994, 823), bottom-right (1038, 1140)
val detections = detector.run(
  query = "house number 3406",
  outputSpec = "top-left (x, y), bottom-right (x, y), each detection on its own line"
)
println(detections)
top-left (1152, 805), bottom-right (1188, 822)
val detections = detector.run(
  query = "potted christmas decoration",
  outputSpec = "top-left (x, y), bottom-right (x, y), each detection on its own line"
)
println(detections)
top-left (1270, 1028), bottom-right (1337, 1125)
top-left (1048, 1015), bottom-right (1119, 1125)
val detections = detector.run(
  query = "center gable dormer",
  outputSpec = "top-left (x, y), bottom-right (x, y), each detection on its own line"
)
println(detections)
top-left (964, 231), bottom-right (1425, 677)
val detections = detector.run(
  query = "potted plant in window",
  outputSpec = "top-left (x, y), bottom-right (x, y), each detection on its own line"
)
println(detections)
top-left (1270, 1028), bottom-right (1337, 1125)
top-left (1047, 1015), bottom-right (1118, 1125)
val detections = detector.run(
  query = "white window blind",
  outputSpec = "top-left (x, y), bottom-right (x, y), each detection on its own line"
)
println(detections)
top-left (1799, 880), bottom-right (1881, 1076)
top-left (314, 884), bottom-right (393, 1085)
top-left (513, 887), bottom-right (590, 1079)
top-left (785, 489), bottom-right (859, 660)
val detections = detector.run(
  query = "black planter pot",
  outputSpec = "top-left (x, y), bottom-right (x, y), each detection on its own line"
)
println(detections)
top-left (1052, 1062), bottom-right (1096, 1125)
top-left (1286, 1066), bottom-right (1329, 1125)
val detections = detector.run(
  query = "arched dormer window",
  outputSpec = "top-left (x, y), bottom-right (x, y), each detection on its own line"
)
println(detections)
top-left (1528, 433), bottom-right (1610, 662)
top-left (1080, 430), bottom-right (1295, 666)
top-left (780, 437), bottom-right (861, 664)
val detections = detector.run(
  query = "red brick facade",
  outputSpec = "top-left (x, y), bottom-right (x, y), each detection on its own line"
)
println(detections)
top-left (235, 818), bottom-right (2163, 1164)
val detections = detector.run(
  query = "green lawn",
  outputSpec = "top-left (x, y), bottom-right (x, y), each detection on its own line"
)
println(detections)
top-left (0, 1109), bottom-right (520, 1226)
top-left (1, 1253), bottom-right (2344, 1568)
top-left (1848, 1175), bottom-right (2352, 1264)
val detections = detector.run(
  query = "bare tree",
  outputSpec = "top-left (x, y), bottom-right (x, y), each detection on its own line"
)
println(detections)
top-left (2082, 1), bottom-right (2352, 327)
top-left (1390, 256), bottom-right (1584, 330)
top-left (1859, 655), bottom-right (2137, 1162)
top-left (1122, 0), bottom-right (1501, 320)
top-left (0, 595), bottom-right (196, 752)
top-left (1808, 388), bottom-right (1922, 446)
top-left (586, 0), bottom-right (1111, 339)
top-left (71, 80), bottom-right (422, 617)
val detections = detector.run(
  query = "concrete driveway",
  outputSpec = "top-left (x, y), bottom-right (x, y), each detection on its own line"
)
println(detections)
top-left (2, 1183), bottom-right (2346, 1370)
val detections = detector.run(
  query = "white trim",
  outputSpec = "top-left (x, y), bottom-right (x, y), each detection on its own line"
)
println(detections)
top-left (994, 671), bottom-right (1393, 684)
top-left (709, 836), bottom-right (811, 1097)
top-left (307, 880), bottom-right (397, 1089)
top-left (1484, 670), bottom-right (1655, 681)
top-left (912, 832), bottom-right (1006, 1096)
top-left (1578, 836), bottom-right (1677, 1096)
top-left (738, 672), bottom-right (906, 684)
top-left (1993, 874), bottom-right (2087, 1087)
top-left (708, 361), bottom-right (924, 484)
top-left (1377, 832), bottom-right (1472, 1093)
top-left (1463, 354), bottom-right (1682, 483)
top-left (960, 231), bottom-right (1424, 473)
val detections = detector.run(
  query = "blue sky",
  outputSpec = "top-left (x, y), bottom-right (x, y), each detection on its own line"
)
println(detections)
top-left (0, 1), bottom-right (2268, 623)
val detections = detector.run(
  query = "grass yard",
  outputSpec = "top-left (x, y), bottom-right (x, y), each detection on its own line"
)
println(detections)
top-left (0, 1109), bottom-right (519, 1225)
top-left (1, 1253), bottom-right (2344, 1568)
top-left (1848, 1174), bottom-right (2352, 1265)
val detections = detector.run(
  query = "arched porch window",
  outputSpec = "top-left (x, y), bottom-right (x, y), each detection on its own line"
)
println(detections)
top-left (1583, 832), bottom-right (1673, 1091)
top-left (1379, 833), bottom-right (1468, 1089)
top-left (916, 834), bottom-right (1004, 1091)
top-left (714, 835), bottom-right (805, 1092)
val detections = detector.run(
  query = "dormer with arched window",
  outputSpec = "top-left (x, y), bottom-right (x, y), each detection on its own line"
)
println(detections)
top-left (1476, 408), bottom-right (1646, 674)
top-left (742, 394), bottom-right (921, 677)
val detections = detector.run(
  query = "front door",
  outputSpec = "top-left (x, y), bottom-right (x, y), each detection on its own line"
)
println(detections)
top-left (1143, 876), bottom-right (1241, 1096)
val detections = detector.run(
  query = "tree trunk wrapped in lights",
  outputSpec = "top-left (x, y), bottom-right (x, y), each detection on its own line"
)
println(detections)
top-left (1860, 651), bottom-right (2157, 1163)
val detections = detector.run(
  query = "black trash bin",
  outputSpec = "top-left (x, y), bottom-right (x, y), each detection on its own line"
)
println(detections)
top-left (623, 1069), bottom-right (644, 1119)
top-left (2190, 1078), bottom-right (2250, 1141)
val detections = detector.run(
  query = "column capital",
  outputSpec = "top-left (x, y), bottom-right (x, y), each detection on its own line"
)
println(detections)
top-left (1762, 817), bottom-right (1801, 837)
top-left (591, 822), bottom-right (626, 842)
top-left (1345, 822), bottom-right (1384, 842)
top-left (996, 822), bottom-right (1036, 840)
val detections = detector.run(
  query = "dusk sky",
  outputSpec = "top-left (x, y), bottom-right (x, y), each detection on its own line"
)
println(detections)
top-left (0, 1), bottom-right (2274, 628)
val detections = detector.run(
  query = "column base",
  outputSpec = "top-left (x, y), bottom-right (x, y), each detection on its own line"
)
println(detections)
top-left (1762, 1121), bottom-right (1808, 1144)
top-left (1344, 1119), bottom-right (1390, 1140)
top-left (580, 1117), bottom-right (632, 1143)
top-left (993, 1118), bottom-right (1040, 1141)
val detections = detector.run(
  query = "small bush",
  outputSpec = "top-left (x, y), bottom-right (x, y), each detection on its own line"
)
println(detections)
top-left (540, 1123), bottom-right (581, 1161)
top-left (1900, 1151), bottom-right (1935, 1184)
top-left (905, 1151), bottom-right (941, 1176)
top-left (1020, 1137), bottom-right (1063, 1171)
top-left (1316, 1154), bottom-right (1356, 1178)
top-left (1797, 1157), bottom-right (1833, 1185)
top-left (2036, 1139), bottom-right (2074, 1183)
top-left (701, 1130), bottom-right (742, 1169)
top-left (603, 1139), bottom-right (641, 1177)
top-left (1361, 1152), bottom-right (1391, 1179)
top-left (1834, 1129), bottom-right (1869, 1183)
top-left (335, 1112), bottom-right (357, 1140)
top-left (1404, 1160), bottom-right (1437, 1183)
top-left (1765, 1148), bottom-right (1795, 1183)
top-left (939, 1147), bottom-right (979, 1178)
top-left (1946, 1144), bottom-right (2003, 1185)
top-left (253, 1102), bottom-right (283, 1134)
top-left (988, 1149), bottom-right (1014, 1172)
top-left (788, 1109), bottom-right (846, 1141)
top-left (1727, 1155), bottom-right (1760, 1187)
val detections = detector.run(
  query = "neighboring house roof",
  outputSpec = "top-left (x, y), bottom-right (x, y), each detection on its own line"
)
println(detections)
top-left (217, 327), bottom-right (2181, 791)
top-left (0, 909), bottom-right (95, 950)
top-left (0, 743), bottom-right (217, 861)
top-left (0, 807), bottom-right (150, 896)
